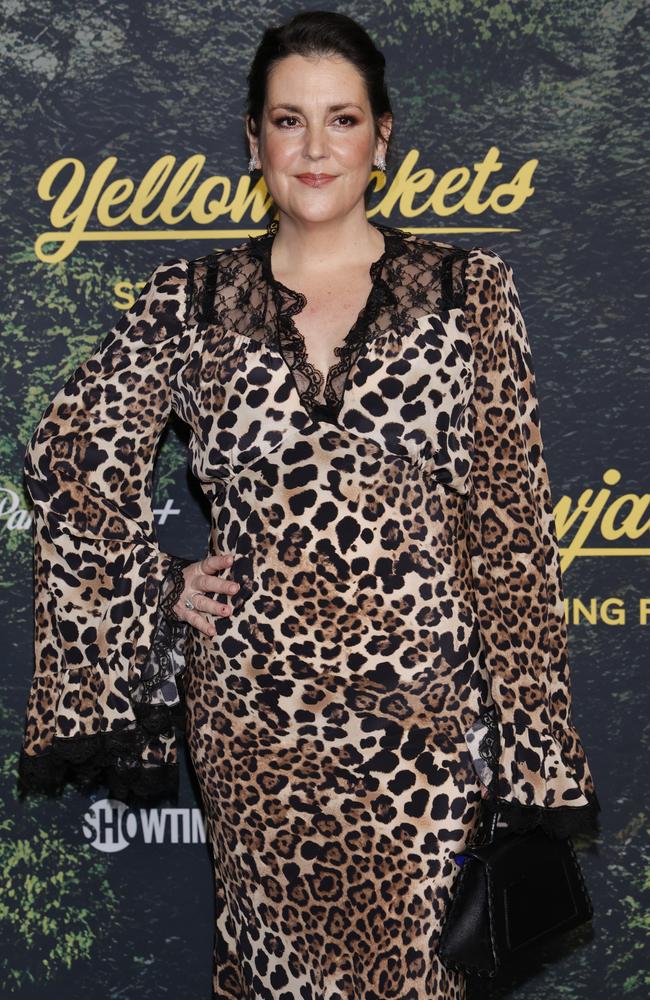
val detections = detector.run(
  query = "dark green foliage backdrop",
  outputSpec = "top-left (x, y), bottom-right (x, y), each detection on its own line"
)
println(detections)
top-left (2, 1), bottom-right (648, 997)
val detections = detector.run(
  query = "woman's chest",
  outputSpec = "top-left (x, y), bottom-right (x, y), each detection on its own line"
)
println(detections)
top-left (281, 269), bottom-right (379, 378)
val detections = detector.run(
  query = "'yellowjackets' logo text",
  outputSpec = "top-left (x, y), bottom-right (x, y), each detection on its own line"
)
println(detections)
top-left (35, 148), bottom-right (537, 262)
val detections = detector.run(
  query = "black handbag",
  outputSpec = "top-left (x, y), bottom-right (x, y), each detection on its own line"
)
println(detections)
top-left (438, 806), bottom-right (594, 978)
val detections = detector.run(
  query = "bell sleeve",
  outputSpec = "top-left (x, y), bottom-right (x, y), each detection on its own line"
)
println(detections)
top-left (17, 258), bottom-right (194, 805)
top-left (462, 247), bottom-right (601, 838)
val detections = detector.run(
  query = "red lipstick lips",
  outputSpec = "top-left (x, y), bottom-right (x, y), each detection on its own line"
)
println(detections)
top-left (295, 173), bottom-right (338, 187)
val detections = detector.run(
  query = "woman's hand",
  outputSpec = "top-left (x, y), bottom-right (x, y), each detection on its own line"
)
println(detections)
top-left (170, 554), bottom-right (240, 637)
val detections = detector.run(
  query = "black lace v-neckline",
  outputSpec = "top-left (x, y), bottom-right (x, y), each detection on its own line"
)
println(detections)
top-left (248, 219), bottom-right (403, 424)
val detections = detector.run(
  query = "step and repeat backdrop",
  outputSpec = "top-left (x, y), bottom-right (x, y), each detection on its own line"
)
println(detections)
top-left (2, 2), bottom-right (648, 998)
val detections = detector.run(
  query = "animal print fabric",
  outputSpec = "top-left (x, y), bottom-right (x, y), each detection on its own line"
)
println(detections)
top-left (18, 221), bottom-right (600, 998)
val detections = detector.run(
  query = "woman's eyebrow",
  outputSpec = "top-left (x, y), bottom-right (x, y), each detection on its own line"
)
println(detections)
top-left (268, 103), bottom-right (363, 113)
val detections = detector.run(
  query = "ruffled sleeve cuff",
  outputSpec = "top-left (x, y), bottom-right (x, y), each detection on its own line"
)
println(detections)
top-left (465, 704), bottom-right (602, 839)
top-left (17, 554), bottom-right (192, 805)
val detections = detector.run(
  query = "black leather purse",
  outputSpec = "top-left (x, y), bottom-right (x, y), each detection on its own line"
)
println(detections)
top-left (438, 807), bottom-right (594, 977)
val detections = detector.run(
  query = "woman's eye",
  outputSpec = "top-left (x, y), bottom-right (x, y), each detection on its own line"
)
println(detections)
top-left (276, 116), bottom-right (300, 128)
top-left (274, 115), bottom-right (357, 128)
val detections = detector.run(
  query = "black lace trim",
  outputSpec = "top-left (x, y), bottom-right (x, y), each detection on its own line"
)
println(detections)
top-left (129, 554), bottom-right (191, 707)
top-left (16, 696), bottom-right (187, 806)
top-left (476, 703), bottom-right (501, 797)
top-left (248, 218), bottom-right (403, 424)
top-left (16, 554), bottom-right (193, 807)
top-left (482, 792), bottom-right (602, 840)
top-left (439, 246), bottom-right (471, 310)
top-left (160, 555), bottom-right (189, 623)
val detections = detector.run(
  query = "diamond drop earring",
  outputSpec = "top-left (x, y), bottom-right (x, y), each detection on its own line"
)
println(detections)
top-left (374, 155), bottom-right (386, 172)
top-left (248, 155), bottom-right (257, 173)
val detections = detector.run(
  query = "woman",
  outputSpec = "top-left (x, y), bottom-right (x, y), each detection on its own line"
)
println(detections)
top-left (18, 10), bottom-right (600, 1000)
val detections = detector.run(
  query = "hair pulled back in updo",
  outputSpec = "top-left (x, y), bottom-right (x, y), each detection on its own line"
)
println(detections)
top-left (245, 10), bottom-right (394, 169)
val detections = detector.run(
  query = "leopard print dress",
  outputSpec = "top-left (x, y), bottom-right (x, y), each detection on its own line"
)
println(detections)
top-left (18, 221), bottom-right (601, 999)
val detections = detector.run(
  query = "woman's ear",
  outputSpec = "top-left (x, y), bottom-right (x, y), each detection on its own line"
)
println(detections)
top-left (245, 114), bottom-right (260, 169)
top-left (375, 111), bottom-right (393, 163)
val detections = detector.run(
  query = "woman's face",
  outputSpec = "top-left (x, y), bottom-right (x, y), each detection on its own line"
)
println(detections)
top-left (247, 53), bottom-right (391, 225)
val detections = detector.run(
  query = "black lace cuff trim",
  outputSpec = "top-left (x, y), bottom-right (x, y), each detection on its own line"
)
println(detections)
top-left (16, 694), bottom-right (187, 806)
top-left (129, 554), bottom-right (192, 711)
top-left (159, 556), bottom-right (189, 623)
top-left (482, 791), bottom-right (602, 839)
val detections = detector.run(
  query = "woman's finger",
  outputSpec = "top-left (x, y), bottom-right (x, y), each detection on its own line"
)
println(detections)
top-left (190, 554), bottom-right (241, 598)
top-left (199, 553), bottom-right (235, 574)
top-left (169, 552), bottom-right (240, 632)
top-left (187, 606), bottom-right (222, 637)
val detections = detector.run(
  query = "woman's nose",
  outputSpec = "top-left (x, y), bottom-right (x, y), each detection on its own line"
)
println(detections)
top-left (302, 127), bottom-right (328, 159)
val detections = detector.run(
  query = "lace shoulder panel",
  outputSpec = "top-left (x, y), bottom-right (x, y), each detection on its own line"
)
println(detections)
top-left (185, 242), bottom-right (270, 338)
top-left (381, 231), bottom-right (473, 316)
top-left (185, 229), bottom-right (473, 332)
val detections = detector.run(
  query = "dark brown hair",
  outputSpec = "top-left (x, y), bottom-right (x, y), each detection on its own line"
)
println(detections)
top-left (245, 10), bottom-right (394, 169)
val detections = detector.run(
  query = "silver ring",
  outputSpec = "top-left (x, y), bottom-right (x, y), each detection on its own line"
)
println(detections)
top-left (184, 591), bottom-right (203, 611)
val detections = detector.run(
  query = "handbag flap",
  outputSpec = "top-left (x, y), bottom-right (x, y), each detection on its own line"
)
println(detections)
top-left (471, 829), bottom-right (593, 954)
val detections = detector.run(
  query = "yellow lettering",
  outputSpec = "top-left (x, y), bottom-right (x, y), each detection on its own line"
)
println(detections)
top-left (34, 149), bottom-right (543, 262)
top-left (36, 157), bottom-right (116, 262)
top-left (97, 178), bottom-right (135, 225)
top-left (427, 168), bottom-right (471, 216)
top-left (161, 155), bottom-right (205, 224)
top-left (464, 148), bottom-right (507, 213)
top-left (600, 494), bottom-right (650, 540)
